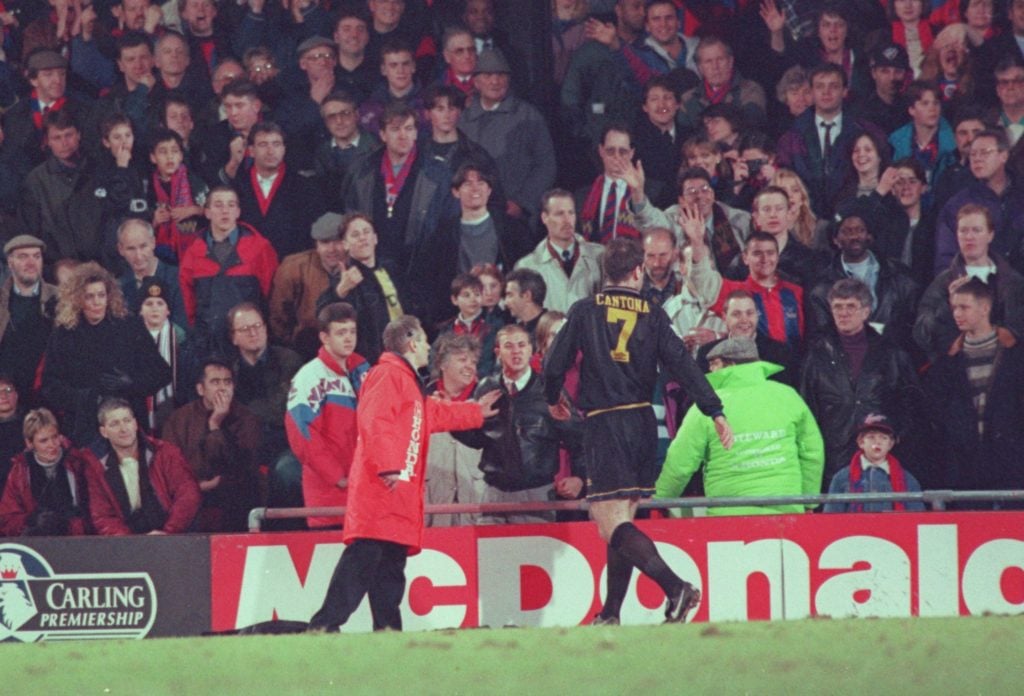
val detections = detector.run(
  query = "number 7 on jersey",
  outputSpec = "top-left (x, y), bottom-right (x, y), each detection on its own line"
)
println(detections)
top-left (606, 307), bottom-right (637, 362)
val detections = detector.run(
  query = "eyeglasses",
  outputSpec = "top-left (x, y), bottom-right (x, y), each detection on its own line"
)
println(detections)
top-left (305, 52), bottom-right (335, 62)
top-left (969, 147), bottom-right (999, 159)
top-left (683, 185), bottom-right (713, 197)
top-left (324, 109), bottom-right (356, 121)
top-left (0, 388), bottom-right (14, 395)
top-left (234, 322), bottom-right (265, 334)
top-left (250, 63), bottom-right (275, 73)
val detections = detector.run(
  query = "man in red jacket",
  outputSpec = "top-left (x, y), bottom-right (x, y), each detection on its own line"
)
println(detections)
top-left (308, 315), bottom-right (500, 632)
top-left (85, 398), bottom-right (201, 535)
top-left (285, 302), bottom-right (370, 529)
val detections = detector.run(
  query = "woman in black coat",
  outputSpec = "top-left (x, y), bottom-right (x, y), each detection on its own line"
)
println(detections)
top-left (41, 263), bottom-right (171, 446)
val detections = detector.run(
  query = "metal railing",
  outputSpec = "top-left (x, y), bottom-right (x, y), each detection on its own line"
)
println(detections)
top-left (247, 489), bottom-right (1024, 531)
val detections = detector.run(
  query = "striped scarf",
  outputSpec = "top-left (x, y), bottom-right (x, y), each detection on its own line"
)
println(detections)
top-left (579, 177), bottom-right (640, 243)
top-left (152, 166), bottom-right (196, 263)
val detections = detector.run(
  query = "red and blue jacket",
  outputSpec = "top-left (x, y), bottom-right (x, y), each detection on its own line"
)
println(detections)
top-left (179, 222), bottom-right (278, 340)
top-left (285, 348), bottom-right (369, 528)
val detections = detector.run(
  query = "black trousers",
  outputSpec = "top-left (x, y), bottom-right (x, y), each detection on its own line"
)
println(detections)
top-left (309, 538), bottom-right (408, 631)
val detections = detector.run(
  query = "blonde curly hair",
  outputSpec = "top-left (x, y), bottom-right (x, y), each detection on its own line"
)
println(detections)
top-left (770, 168), bottom-right (818, 248)
top-left (54, 262), bottom-right (127, 330)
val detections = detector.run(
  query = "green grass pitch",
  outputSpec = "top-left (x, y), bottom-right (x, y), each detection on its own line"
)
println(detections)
top-left (4, 616), bottom-right (1023, 694)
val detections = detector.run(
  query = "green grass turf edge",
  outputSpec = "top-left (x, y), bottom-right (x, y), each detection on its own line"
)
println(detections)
top-left (3, 616), bottom-right (1023, 695)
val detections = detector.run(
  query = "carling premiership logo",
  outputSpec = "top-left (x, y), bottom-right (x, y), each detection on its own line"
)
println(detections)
top-left (0, 544), bottom-right (157, 642)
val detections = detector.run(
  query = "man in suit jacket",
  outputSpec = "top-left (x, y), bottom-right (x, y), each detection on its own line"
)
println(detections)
top-left (776, 63), bottom-right (885, 219)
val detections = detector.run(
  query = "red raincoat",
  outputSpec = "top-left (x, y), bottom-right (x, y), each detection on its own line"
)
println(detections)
top-left (342, 353), bottom-right (483, 553)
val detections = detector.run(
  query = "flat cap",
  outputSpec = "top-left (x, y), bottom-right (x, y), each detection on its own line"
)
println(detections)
top-left (4, 235), bottom-right (46, 255)
top-left (706, 337), bottom-right (759, 363)
top-left (26, 49), bottom-right (68, 73)
top-left (297, 36), bottom-right (336, 58)
top-left (474, 48), bottom-right (511, 74)
top-left (311, 212), bottom-right (345, 241)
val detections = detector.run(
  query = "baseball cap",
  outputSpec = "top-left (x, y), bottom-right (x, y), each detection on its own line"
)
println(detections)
top-left (856, 413), bottom-right (895, 437)
top-left (870, 43), bottom-right (910, 71)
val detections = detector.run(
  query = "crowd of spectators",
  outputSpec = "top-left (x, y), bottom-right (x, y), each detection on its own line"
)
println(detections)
top-left (1, 0), bottom-right (1024, 536)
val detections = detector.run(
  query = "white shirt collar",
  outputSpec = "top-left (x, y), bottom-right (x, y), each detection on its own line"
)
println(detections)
top-left (603, 175), bottom-right (627, 193)
top-left (457, 311), bottom-right (481, 330)
top-left (815, 112), bottom-right (843, 131)
top-left (504, 367), bottom-right (532, 393)
top-left (860, 454), bottom-right (890, 476)
top-left (12, 281), bottom-right (41, 297)
top-left (334, 133), bottom-right (361, 149)
top-left (256, 170), bottom-right (278, 197)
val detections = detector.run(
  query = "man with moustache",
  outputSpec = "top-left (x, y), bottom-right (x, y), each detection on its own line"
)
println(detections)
top-left (0, 236), bottom-right (58, 396)
top-left (515, 189), bottom-right (603, 314)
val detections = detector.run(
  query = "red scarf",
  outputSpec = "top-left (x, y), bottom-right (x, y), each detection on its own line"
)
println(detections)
top-left (250, 163), bottom-right (285, 216)
top-left (452, 314), bottom-right (487, 339)
top-left (0, 0), bottom-right (10, 41)
top-left (445, 67), bottom-right (475, 96)
top-left (848, 451), bottom-right (907, 512)
top-left (152, 166), bottom-right (196, 262)
top-left (31, 89), bottom-right (67, 130)
top-left (381, 146), bottom-right (417, 217)
top-left (579, 177), bottom-right (640, 243)
top-left (891, 20), bottom-right (934, 54)
top-left (198, 38), bottom-right (216, 73)
top-left (703, 72), bottom-right (734, 105)
top-left (436, 379), bottom-right (476, 402)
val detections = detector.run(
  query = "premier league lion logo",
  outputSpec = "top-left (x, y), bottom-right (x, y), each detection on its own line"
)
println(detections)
top-left (0, 549), bottom-right (50, 641)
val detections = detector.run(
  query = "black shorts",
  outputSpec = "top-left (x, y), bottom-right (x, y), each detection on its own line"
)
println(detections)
top-left (583, 406), bottom-right (658, 502)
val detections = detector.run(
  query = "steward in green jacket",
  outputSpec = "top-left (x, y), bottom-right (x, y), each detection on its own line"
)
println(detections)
top-left (656, 339), bottom-right (824, 515)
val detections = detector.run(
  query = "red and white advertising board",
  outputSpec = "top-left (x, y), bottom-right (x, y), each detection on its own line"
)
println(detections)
top-left (210, 513), bottom-right (1024, 632)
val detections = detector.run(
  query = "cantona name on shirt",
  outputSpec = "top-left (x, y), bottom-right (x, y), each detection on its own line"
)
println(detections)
top-left (596, 294), bottom-right (650, 313)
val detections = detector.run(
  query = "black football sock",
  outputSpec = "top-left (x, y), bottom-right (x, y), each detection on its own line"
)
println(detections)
top-left (601, 544), bottom-right (633, 619)
top-left (609, 522), bottom-right (684, 598)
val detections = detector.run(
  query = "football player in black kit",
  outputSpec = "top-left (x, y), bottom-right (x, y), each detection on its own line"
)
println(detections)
top-left (544, 238), bottom-right (734, 625)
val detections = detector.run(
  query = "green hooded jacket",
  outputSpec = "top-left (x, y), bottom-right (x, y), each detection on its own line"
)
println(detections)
top-left (656, 361), bottom-right (824, 516)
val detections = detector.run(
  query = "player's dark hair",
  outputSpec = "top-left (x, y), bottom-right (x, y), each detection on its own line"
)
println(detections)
top-left (603, 238), bottom-right (644, 284)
